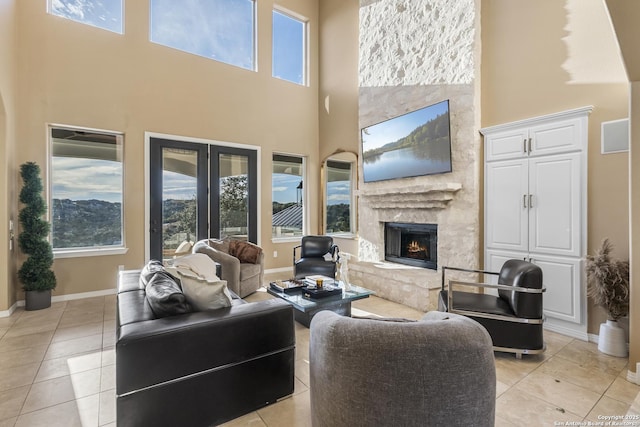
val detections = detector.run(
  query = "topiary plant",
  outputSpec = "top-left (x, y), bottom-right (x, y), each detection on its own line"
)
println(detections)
top-left (586, 238), bottom-right (629, 321)
top-left (18, 162), bottom-right (57, 292)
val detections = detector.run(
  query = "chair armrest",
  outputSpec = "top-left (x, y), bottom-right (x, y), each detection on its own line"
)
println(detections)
top-left (441, 266), bottom-right (499, 291)
top-left (195, 245), bottom-right (240, 278)
top-left (293, 245), bottom-right (302, 264)
top-left (448, 280), bottom-right (546, 294)
top-left (444, 280), bottom-right (545, 324)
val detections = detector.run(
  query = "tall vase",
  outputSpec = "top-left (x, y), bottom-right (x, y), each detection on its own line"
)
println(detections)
top-left (338, 257), bottom-right (352, 291)
top-left (597, 320), bottom-right (627, 357)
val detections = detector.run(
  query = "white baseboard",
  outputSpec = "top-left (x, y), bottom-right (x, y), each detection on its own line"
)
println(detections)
top-left (0, 302), bottom-right (19, 318)
top-left (51, 288), bottom-right (117, 302)
top-left (544, 323), bottom-right (589, 341)
top-left (264, 267), bottom-right (293, 275)
top-left (627, 364), bottom-right (640, 385)
top-left (11, 288), bottom-right (117, 310)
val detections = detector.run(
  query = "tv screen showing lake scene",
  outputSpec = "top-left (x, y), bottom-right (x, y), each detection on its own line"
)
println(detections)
top-left (361, 100), bottom-right (452, 183)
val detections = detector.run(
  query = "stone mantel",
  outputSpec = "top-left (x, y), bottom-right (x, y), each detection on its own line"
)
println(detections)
top-left (357, 183), bottom-right (462, 210)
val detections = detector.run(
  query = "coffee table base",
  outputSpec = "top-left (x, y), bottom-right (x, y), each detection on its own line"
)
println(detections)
top-left (293, 300), bottom-right (352, 328)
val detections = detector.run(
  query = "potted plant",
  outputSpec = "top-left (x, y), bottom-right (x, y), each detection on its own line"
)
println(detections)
top-left (586, 238), bottom-right (629, 357)
top-left (18, 162), bottom-right (56, 310)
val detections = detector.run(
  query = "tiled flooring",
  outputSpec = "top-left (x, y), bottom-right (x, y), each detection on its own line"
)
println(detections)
top-left (0, 278), bottom-right (638, 427)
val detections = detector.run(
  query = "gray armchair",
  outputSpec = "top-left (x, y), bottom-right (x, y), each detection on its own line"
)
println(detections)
top-left (309, 311), bottom-right (496, 427)
top-left (193, 239), bottom-right (264, 298)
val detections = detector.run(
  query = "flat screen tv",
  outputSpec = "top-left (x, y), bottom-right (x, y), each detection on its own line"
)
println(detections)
top-left (361, 100), bottom-right (452, 183)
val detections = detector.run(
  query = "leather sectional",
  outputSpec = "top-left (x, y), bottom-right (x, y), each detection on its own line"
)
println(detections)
top-left (115, 269), bottom-right (295, 427)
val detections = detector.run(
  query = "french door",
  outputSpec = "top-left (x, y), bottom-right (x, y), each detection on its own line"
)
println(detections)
top-left (149, 137), bottom-right (258, 261)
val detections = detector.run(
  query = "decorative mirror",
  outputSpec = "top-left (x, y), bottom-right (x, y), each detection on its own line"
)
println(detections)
top-left (320, 150), bottom-right (358, 236)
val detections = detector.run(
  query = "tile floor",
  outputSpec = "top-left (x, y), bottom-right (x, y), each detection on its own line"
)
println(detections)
top-left (0, 278), bottom-right (638, 427)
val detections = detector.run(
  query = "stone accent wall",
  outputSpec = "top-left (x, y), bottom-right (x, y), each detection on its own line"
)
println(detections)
top-left (359, 0), bottom-right (476, 87)
top-left (353, 0), bottom-right (481, 311)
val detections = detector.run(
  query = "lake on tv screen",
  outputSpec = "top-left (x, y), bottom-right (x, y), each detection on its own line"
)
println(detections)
top-left (363, 146), bottom-right (451, 182)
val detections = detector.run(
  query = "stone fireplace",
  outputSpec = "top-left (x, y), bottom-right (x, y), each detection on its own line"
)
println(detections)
top-left (349, 0), bottom-right (482, 312)
top-left (384, 222), bottom-right (438, 270)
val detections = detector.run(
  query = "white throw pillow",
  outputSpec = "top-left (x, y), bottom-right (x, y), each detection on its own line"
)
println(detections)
top-left (172, 253), bottom-right (219, 281)
top-left (166, 266), bottom-right (232, 311)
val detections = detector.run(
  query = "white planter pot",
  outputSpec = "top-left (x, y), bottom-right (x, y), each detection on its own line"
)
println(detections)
top-left (597, 320), bottom-right (627, 357)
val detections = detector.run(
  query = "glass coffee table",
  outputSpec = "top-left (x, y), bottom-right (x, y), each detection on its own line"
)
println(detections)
top-left (267, 281), bottom-right (375, 327)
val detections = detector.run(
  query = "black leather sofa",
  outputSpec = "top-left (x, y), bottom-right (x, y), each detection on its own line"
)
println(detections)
top-left (116, 269), bottom-right (296, 427)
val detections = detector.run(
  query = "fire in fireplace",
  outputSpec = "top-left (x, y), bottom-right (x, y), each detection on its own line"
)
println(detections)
top-left (384, 222), bottom-right (437, 269)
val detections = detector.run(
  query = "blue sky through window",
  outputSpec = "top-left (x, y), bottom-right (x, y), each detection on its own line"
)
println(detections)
top-left (150, 0), bottom-right (255, 70)
top-left (272, 173), bottom-right (302, 204)
top-left (52, 157), bottom-right (123, 203)
top-left (272, 10), bottom-right (305, 85)
top-left (49, 0), bottom-right (123, 34)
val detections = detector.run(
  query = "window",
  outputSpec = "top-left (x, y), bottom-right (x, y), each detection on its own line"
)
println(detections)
top-left (272, 154), bottom-right (305, 238)
top-left (325, 160), bottom-right (354, 234)
top-left (272, 9), bottom-right (306, 85)
top-left (50, 126), bottom-right (124, 253)
top-left (48, 0), bottom-right (123, 34)
top-left (150, 0), bottom-right (255, 71)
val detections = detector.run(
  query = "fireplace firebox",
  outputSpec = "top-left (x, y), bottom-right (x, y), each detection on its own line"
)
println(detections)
top-left (384, 222), bottom-right (437, 269)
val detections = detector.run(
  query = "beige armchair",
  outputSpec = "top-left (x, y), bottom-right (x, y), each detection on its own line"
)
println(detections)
top-left (193, 239), bottom-right (264, 298)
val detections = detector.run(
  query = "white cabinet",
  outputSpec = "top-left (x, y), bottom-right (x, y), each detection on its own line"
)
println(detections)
top-left (481, 106), bottom-right (592, 339)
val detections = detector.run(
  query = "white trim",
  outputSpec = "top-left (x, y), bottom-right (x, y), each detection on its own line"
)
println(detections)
top-left (544, 322), bottom-right (589, 341)
top-left (51, 288), bottom-right (116, 302)
top-left (3, 288), bottom-right (117, 315)
top-left (265, 266), bottom-right (294, 275)
top-left (628, 364), bottom-right (640, 385)
top-left (272, 237), bottom-right (302, 244)
top-left (0, 302), bottom-right (19, 318)
top-left (479, 105), bottom-right (593, 135)
top-left (54, 247), bottom-right (129, 259)
top-left (144, 132), bottom-right (262, 262)
top-left (16, 288), bottom-right (117, 308)
top-left (272, 5), bottom-right (309, 87)
top-left (48, 123), bottom-right (126, 252)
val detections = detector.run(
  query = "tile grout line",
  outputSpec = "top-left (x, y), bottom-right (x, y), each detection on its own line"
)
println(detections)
top-left (15, 304), bottom-right (64, 421)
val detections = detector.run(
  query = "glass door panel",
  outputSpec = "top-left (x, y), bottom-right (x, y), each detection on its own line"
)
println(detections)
top-left (211, 146), bottom-right (257, 243)
top-left (150, 139), bottom-right (258, 261)
top-left (218, 153), bottom-right (249, 240)
top-left (149, 139), bottom-right (207, 261)
top-left (162, 148), bottom-right (198, 258)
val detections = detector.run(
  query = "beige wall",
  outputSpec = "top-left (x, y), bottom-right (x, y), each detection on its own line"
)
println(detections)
top-left (481, 0), bottom-right (630, 336)
top-left (12, 0), bottom-right (320, 300)
top-left (605, 0), bottom-right (640, 379)
top-left (318, 0), bottom-right (360, 256)
top-left (0, 0), bottom-right (16, 312)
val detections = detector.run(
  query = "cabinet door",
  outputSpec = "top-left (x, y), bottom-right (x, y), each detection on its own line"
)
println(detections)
top-left (529, 117), bottom-right (585, 157)
top-left (485, 128), bottom-right (528, 162)
top-left (528, 153), bottom-right (581, 257)
top-left (531, 254), bottom-right (583, 325)
top-left (485, 160), bottom-right (529, 253)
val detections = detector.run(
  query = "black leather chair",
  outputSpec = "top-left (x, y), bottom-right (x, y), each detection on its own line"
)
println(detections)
top-left (293, 235), bottom-right (339, 279)
top-left (439, 259), bottom-right (545, 358)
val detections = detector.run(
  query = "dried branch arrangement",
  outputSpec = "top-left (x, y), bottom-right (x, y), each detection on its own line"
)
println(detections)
top-left (586, 239), bottom-right (629, 321)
